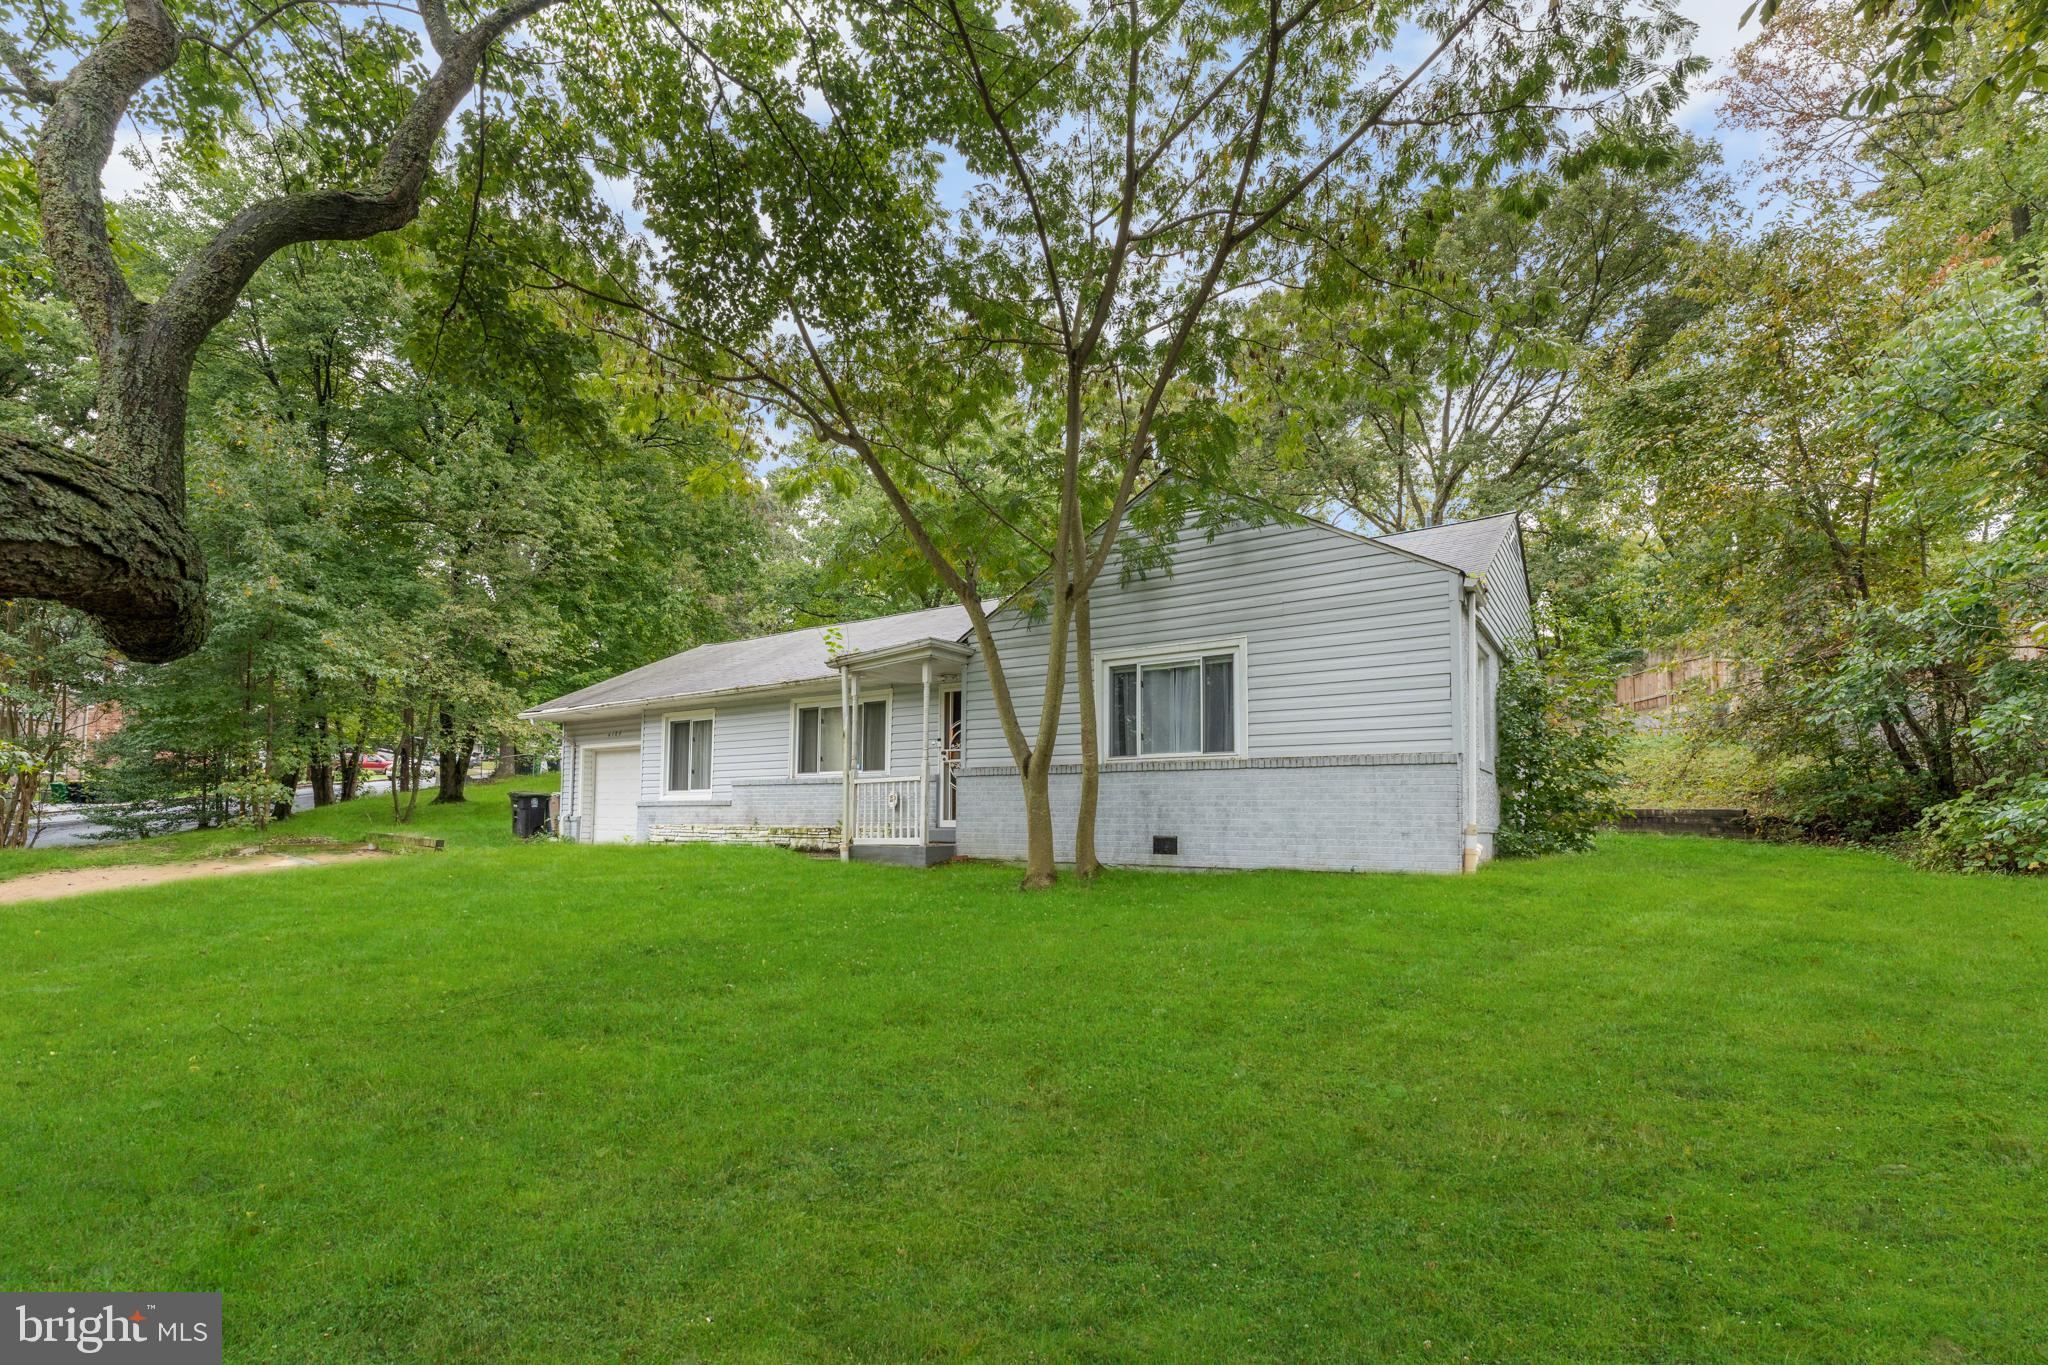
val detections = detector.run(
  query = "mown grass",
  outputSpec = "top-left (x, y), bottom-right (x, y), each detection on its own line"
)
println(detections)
top-left (2, 832), bottom-right (2043, 1361)
top-left (0, 775), bottom-right (555, 883)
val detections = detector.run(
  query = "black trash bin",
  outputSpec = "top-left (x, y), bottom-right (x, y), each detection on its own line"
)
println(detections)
top-left (510, 790), bottom-right (551, 839)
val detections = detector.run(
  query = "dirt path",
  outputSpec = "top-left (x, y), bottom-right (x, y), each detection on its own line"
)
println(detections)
top-left (0, 851), bottom-right (386, 906)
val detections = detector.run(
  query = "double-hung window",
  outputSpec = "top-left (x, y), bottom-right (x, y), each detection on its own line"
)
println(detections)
top-left (664, 712), bottom-right (714, 795)
top-left (1107, 645), bottom-right (1242, 759)
top-left (795, 698), bottom-right (890, 774)
top-left (1478, 643), bottom-right (1498, 766)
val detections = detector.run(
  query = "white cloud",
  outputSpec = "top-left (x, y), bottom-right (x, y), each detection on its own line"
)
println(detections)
top-left (100, 127), bottom-right (166, 204)
top-left (1672, 0), bottom-right (1756, 134)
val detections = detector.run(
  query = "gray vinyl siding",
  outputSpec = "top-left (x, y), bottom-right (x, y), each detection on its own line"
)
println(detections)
top-left (1478, 530), bottom-right (1534, 656)
top-left (960, 517), bottom-right (1460, 769)
top-left (559, 715), bottom-right (644, 842)
top-left (559, 679), bottom-right (945, 841)
top-left (954, 515), bottom-right (1475, 872)
top-left (558, 510), bottom-right (1498, 868)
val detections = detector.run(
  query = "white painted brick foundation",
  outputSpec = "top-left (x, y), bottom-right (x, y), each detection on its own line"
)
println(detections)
top-left (955, 754), bottom-right (1468, 874)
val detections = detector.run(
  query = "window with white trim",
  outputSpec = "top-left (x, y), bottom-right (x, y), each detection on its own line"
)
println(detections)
top-left (1479, 643), bottom-right (1498, 766)
top-left (1107, 646), bottom-right (1242, 759)
top-left (664, 712), bottom-right (714, 794)
top-left (794, 698), bottom-right (890, 774)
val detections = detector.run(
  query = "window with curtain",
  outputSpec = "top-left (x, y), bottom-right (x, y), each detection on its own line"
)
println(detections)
top-left (665, 715), bottom-right (713, 793)
top-left (1107, 649), bottom-right (1240, 758)
top-left (795, 699), bottom-right (889, 773)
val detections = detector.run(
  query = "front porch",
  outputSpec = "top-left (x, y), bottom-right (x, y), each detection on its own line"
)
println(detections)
top-left (640, 632), bottom-right (968, 865)
top-left (829, 634), bottom-right (971, 865)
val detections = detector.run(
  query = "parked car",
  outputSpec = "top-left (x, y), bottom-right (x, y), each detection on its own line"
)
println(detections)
top-left (357, 754), bottom-right (393, 776)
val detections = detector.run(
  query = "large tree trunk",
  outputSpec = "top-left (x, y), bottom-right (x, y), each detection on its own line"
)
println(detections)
top-left (271, 767), bottom-right (299, 822)
top-left (306, 713), bottom-right (334, 805)
top-left (1072, 589), bottom-right (1101, 880)
top-left (434, 715), bottom-right (472, 803)
top-left (308, 715), bottom-right (334, 807)
top-left (2, 772), bottom-right (36, 850)
top-left (1019, 759), bottom-right (1057, 890)
top-left (0, 433), bottom-right (209, 661)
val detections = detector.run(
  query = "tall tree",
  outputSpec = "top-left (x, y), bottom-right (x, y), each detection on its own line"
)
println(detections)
top-left (559, 0), bottom-right (1696, 884)
top-left (70, 127), bottom-right (774, 824)
top-left (0, 0), bottom-right (559, 660)
top-left (1747, 0), bottom-right (2048, 113)
top-left (1229, 136), bottom-right (1715, 532)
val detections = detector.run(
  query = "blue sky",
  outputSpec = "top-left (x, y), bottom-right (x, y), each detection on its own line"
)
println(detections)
top-left (1672, 0), bottom-right (1773, 204)
top-left (97, 0), bottom-right (1774, 211)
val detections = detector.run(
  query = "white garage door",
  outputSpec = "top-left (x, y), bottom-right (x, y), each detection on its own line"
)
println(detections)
top-left (588, 747), bottom-right (640, 843)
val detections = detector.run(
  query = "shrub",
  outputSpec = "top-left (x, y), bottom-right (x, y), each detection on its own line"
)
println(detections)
top-left (1772, 753), bottom-right (1938, 843)
top-left (1616, 729), bottom-right (1791, 813)
top-left (1915, 777), bottom-right (2048, 874)
top-left (1496, 655), bottom-right (1628, 858)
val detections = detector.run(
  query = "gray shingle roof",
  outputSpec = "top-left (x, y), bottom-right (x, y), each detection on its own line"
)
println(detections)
top-left (1374, 513), bottom-right (1519, 576)
top-left (523, 602), bottom-right (975, 717)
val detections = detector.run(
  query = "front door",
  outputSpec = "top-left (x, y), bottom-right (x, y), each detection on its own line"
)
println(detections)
top-left (939, 688), bottom-right (963, 827)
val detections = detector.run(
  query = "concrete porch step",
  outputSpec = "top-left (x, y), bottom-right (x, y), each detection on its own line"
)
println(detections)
top-left (851, 841), bottom-right (956, 868)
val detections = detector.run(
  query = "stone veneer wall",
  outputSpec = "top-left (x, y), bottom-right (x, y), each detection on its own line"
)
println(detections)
top-left (629, 777), bottom-right (846, 841)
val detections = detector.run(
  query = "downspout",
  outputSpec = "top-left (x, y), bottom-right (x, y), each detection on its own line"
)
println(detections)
top-left (839, 666), bottom-right (853, 862)
top-left (919, 659), bottom-right (933, 846)
top-left (1461, 576), bottom-right (1487, 874)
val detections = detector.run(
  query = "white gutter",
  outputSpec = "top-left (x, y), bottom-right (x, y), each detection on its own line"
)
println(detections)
top-left (827, 636), bottom-right (975, 672)
top-left (521, 638), bottom-right (983, 725)
top-left (839, 664), bottom-right (854, 862)
top-left (1461, 574), bottom-right (1488, 874)
top-left (517, 674), bottom-right (847, 724)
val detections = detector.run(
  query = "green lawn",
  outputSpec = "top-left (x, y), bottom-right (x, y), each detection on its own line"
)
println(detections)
top-left (2, 818), bottom-right (2043, 1361)
top-left (0, 774), bottom-right (555, 883)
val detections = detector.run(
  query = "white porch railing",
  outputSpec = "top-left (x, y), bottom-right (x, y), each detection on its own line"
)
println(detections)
top-left (853, 775), bottom-right (923, 844)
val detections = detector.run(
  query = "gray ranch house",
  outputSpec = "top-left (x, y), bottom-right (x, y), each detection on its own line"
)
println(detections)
top-left (520, 509), bottom-right (1533, 874)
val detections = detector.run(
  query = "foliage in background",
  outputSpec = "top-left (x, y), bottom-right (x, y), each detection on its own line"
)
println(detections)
top-left (1749, 0), bottom-right (2048, 114)
top-left (0, 604), bottom-right (110, 847)
top-left (1494, 654), bottom-right (1628, 858)
top-left (3, 127), bottom-right (777, 833)
top-left (1916, 776), bottom-right (2048, 873)
top-left (1229, 136), bottom-right (1719, 535)
top-left (1579, 0), bottom-right (2048, 868)
top-left (1615, 729), bottom-right (1793, 814)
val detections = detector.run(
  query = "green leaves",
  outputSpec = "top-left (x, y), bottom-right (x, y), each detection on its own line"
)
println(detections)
top-left (1495, 653), bottom-right (1629, 858)
top-left (1232, 134), bottom-right (1713, 534)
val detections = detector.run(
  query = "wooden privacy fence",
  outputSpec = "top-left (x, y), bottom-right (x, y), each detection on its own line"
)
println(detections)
top-left (1615, 650), bottom-right (1744, 717)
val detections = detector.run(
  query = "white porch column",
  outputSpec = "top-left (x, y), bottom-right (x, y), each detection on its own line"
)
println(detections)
top-left (919, 658), bottom-right (933, 845)
top-left (839, 665), bottom-right (853, 861)
top-left (1462, 580), bottom-right (1483, 873)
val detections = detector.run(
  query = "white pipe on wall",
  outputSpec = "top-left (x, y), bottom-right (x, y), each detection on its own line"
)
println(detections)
top-left (1462, 578), bottom-right (1484, 874)
top-left (919, 659), bottom-right (932, 846)
top-left (839, 666), bottom-right (853, 861)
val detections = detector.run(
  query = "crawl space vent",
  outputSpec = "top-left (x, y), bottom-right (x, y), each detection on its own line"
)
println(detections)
top-left (1152, 835), bottom-right (1179, 856)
